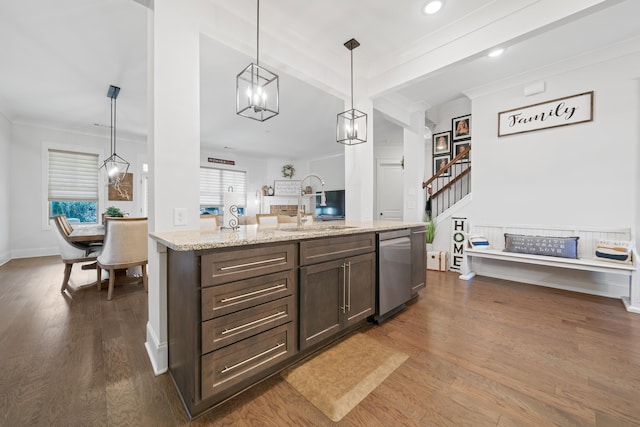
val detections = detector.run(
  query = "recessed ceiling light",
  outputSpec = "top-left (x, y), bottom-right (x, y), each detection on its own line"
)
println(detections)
top-left (488, 48), bottom-right (504, 58)
top-left (423, 0), bottom-right (443, 15)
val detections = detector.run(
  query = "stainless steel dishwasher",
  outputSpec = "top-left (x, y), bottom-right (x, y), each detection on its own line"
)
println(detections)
top-left (374, 229), bottom-right (412, 323)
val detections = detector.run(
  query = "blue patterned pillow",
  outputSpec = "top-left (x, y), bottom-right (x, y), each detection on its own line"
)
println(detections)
top-left (504, 233), bottom-right (579, 259)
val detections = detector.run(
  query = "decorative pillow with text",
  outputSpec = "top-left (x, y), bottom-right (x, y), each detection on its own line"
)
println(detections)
top-left (595, 240), bottom-right (633, 264)
top-left (468, 235), bottom-right (490, 250)
top-left (504, 233), bottom-right (579, 259)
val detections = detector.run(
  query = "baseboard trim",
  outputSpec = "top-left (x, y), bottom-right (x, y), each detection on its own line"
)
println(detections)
top-left (11, 247), bottom-right (58, 259)
top-left (145, 321), bottom-right (168, 376)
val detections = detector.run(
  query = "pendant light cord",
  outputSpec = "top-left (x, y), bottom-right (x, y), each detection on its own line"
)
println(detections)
top-left (256, 0), bottom-right (260, 66)
top-left (350, 49), bottom-right (354, 111)
top-left (111, 97), bottom-right (117, 155)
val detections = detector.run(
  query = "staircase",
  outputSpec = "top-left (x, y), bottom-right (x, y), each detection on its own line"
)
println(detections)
top-left (422, 145), bottom-right (471, 218)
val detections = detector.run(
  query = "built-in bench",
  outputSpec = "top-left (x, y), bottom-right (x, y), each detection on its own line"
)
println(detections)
top-left (459, 224), bottom-right (639, 314)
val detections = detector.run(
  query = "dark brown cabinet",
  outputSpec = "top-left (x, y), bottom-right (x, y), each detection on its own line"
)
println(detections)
top-left (410, 226), bottom-right (427, 295)
top-left (299, 234), bottom-right (375, 350)
top-left (168, 242), bottom-right (297, 418)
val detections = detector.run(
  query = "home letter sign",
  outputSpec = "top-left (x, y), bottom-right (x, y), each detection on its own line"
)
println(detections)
top-left (450, 217), bottom-right (467, 272)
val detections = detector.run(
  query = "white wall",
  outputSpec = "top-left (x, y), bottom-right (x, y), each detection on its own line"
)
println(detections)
top-left (310, 154), bottom-right (345, 191)
top-left (470, 53), bottom-right (638, 227)
top-left (9, 123), bottom-right (147, 259)
top-left (455, 49), bottom-right (640, 297)
top-left (0, 113), bottom-right (10, 265)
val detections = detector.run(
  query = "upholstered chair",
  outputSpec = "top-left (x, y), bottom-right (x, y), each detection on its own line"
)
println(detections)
top-left (200, 214), bottom-right (219, 230)
top-left (51, 215), bottom-right (102, 292)
top-left (256, 213), bottom-right (279, 226)
top-left (96, 217), bottom-right (148, 301)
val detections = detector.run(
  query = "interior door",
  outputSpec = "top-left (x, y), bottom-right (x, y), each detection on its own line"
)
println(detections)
top-left (376, 160), bottom-right (403, 220)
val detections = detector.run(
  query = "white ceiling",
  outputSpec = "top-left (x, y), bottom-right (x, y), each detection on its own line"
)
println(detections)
top-left (1, 0), bottom-right (639, 159)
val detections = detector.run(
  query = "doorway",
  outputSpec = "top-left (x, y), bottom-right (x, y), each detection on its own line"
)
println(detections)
top-left (376, 159), bottom-right (403, 220)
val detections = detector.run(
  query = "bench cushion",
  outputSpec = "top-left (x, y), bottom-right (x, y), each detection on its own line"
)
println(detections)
top-left (504, 233), bottom-right (579, 259)
top-left (595, 240), bottom-right (633, 264)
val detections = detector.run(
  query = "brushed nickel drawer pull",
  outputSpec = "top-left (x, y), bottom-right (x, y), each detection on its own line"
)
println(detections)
top-left (346, 261), bottom-right (351, 311)
top-left (220, 342), bottom-right (285, 374)
top-left (219, 256), bottom-right (286, 271)
top-left (221, 311), bottom-right (286, 335)
top-left (341, 263), bottom-right (346, 313)
top-left (220, 284), bottom-right (286, 303)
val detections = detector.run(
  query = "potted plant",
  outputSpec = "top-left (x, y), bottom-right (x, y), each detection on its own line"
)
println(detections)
top-left (102, 206), bottom-right (124, 224)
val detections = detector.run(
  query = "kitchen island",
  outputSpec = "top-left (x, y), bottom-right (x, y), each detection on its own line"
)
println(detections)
top-left (150, 220), bottom-right (426, 419)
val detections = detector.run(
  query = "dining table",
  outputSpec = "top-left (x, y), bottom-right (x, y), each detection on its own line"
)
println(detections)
top-left (68, 224), bottom-right (105, 243)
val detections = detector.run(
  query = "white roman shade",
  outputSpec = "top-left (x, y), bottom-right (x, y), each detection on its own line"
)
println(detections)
top-left (48, 149), bottom-right (99, 201)
top-left (200, 167), bottom-right (247, 207)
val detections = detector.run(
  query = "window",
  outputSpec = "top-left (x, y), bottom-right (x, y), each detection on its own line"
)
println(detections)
top-left (200, 167), bottom-right (246, 215)
top-left (48, 149), bottom-right (99, 223)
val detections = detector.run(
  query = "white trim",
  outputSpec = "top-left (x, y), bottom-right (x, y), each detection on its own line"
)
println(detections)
top-left (145, 321), bottom-right (168, 375)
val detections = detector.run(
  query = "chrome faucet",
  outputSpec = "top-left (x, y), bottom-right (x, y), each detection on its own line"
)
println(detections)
top-left (298, 173), bottom-right (326, 228)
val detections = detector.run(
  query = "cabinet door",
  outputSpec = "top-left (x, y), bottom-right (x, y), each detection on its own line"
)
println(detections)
top-left (410, 227), bottom-right (427, 294)
top-left (299, 258), bottom-right (344, 350)
top-left (344, 252), bottom-right (375, 327)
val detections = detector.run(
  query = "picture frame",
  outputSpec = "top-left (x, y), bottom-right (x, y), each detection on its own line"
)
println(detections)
top-left (273, 180), bottom-right (301, 196)
top-left (453, 141), bottom-right (470, 163)
top-left (452, 114), bottom-right (471, 141)
top-left (108, 172), bottom-right (133, 201)
top-left (432, 131), bottom-right (451, 155)
top-left (433, 154), bottom-right (451, 177)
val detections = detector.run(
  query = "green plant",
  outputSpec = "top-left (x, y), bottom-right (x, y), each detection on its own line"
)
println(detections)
top-left (104, 206), bottom-right (124, 217)
top-left (424, 214), bottom-right (435, 244)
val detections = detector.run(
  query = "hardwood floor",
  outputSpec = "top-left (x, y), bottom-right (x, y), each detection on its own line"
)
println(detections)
top-left (2, 256), bottom-right (640, 426)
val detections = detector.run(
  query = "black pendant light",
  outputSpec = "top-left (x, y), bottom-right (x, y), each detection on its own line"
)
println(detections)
top-left (236, 0), bottom-right (279, 122)
top-left (100, 85), bottom-right (129, 185)
top-left (337, 38), bottom-right (367, 145)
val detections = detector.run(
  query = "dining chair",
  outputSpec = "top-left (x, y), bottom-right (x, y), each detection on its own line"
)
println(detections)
top-left (96, 217), bottom-right (148, 301)
top-left (256, 213), bottom-right (279, 226)
top-left (51, 215), bottom-right (103, 292)
top-left (200, 214), bottom-right (219, 230)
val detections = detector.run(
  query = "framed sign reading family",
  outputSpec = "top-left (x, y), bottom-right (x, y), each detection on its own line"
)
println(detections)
top-left (498, 91), bottom-right (593, 137)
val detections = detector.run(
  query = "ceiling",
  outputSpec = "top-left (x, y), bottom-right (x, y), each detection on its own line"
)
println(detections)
top-left (1, 0), bottom-right (639, 159)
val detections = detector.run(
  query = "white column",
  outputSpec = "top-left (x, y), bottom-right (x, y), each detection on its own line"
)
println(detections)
top-left (344, 95), bottom-right (374, 221)
top-left (403, 110), bottom-right (425, 222)
top-left (145, 0), bottom-right (202, 375)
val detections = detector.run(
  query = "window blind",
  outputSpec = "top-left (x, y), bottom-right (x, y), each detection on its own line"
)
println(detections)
top-left (48, 149), bottom-right (99, 201)
top-left (200, 167), bottom-right (246, 207)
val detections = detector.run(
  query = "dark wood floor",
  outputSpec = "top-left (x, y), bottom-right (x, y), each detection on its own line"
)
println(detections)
top-left (2, 256), bottom-right (640, 426)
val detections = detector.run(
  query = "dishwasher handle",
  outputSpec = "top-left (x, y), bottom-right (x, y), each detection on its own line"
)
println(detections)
top-left (378, 229), bottom-right (411, 241)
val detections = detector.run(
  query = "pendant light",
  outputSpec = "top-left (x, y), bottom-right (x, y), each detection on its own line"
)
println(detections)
top-left (337, 38), bottom-right (367, 146)
top-left (100, 85), bottom-right (129, 185)
top-left (236, 0), bottom-right (279, 122)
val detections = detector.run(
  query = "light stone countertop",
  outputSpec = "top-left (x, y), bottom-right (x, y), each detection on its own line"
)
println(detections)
top-left (149, 220), bottom-right (425, 251)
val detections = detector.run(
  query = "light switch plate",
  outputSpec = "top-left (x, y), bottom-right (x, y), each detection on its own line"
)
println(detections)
top-left (174, 208), bottom-right (187, 226)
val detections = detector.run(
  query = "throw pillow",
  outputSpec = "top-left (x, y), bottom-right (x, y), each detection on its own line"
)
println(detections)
top-left (504, 233), bottom-right (579, 259)
top-left (468, 234), bottom-right (490, 250)
top-left (595, 240), bottom-right (633, 264)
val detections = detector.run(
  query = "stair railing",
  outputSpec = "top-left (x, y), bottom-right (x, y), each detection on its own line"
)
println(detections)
top-left (422, 145), bottom-right (471, 217)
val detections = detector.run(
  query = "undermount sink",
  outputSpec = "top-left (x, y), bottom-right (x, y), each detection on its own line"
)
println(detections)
top-left (278, 224), bottom-right (357, 232)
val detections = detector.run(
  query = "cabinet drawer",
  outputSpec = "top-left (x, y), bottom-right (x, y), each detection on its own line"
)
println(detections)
top-left (202, 295), bottom-right (296, 354)
top-left (201, 323), bottom-right (296, 400)
top-left (300, 233), bottom-right (375, 266)
top-left (201, 270), bottom-right (295, 321)
top-left (201, 243), bottom-right (296, 286)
